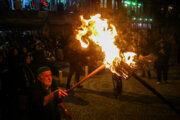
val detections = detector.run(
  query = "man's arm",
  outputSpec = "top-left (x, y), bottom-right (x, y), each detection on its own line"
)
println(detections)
top-left (43, 89), bottom-right (68, 106)
top-left (43, 90), bottom-right (57, 106)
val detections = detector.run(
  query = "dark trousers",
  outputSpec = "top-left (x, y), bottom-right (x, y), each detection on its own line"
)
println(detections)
top-left (157, 65), bottom-right (168, 82)
top-left (112, 74), bottom-right (122, 98)
top-left (66, 67), bottom-right (81, 89)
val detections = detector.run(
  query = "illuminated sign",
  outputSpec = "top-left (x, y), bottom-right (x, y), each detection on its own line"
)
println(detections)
top-left (41, 0), bottom-right (50, 8)
top-left (40, 0), bottom-right (50, 10)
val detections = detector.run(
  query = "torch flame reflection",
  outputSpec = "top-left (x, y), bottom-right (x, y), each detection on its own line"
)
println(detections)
top-left (76, 14), bottom-right (136, 76)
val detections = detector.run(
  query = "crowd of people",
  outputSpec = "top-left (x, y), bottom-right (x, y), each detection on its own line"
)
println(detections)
top-left (0, 30), bottom-right (179, 119)
top-left (0, 32), bottom-right (72, 120)
top-left (0, 30), bottom-right (99, 120)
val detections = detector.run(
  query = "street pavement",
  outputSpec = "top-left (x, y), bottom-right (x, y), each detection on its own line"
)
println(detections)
top-left (55, 63), bottom-right (180, 120)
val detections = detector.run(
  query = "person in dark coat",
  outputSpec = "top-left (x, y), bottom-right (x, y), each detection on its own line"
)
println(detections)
top-left (154, 37), bottom-right (171, 84)
top-left (29, 66), bottom-right (71, 120)
top-left (12, 53), bottom-right (37, 120)
top-left (66, 50), bottom-right (84, 90)
top-left (19, 53), bottom-right (36, 93)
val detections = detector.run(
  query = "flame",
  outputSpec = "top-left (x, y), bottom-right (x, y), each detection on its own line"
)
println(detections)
top-left (123, 52), bottom-right (136, 67)
top-left (76, 14), bottom-right (136, 75)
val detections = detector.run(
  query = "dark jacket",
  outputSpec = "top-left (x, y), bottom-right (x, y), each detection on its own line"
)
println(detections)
top-left (29, 81), bottom-right (62, 120)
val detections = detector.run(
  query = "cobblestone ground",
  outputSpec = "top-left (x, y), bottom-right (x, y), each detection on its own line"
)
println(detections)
top-left (56, 64), bottom-right (180, 120)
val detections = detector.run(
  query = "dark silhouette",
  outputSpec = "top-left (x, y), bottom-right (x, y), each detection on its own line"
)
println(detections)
top-left (29, 66), bottom-right (71, 120)
top-left (112, 73), bottom-right (123, 98)
top-left (66, 50), bottom-right (85, 89)
top-left (154, 37), bottom-right (171, 84)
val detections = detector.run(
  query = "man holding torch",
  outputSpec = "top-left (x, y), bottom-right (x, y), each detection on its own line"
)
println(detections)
top-left (28, 66), bottom-right (71, 120)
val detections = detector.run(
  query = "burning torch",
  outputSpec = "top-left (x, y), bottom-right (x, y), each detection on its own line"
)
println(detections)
top-left (65, 14), bottom-right (180, 116)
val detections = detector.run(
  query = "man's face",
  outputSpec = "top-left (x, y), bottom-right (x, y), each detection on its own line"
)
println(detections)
top-left (39, 70), bottom-right (52, 87)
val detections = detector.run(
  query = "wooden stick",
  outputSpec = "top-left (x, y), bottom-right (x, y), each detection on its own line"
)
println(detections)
top-left (66, 64), bottom-right (106, 92)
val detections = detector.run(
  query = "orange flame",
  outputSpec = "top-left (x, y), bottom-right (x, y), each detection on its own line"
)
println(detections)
top-left (76, 14), bottom-right (136, 75)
